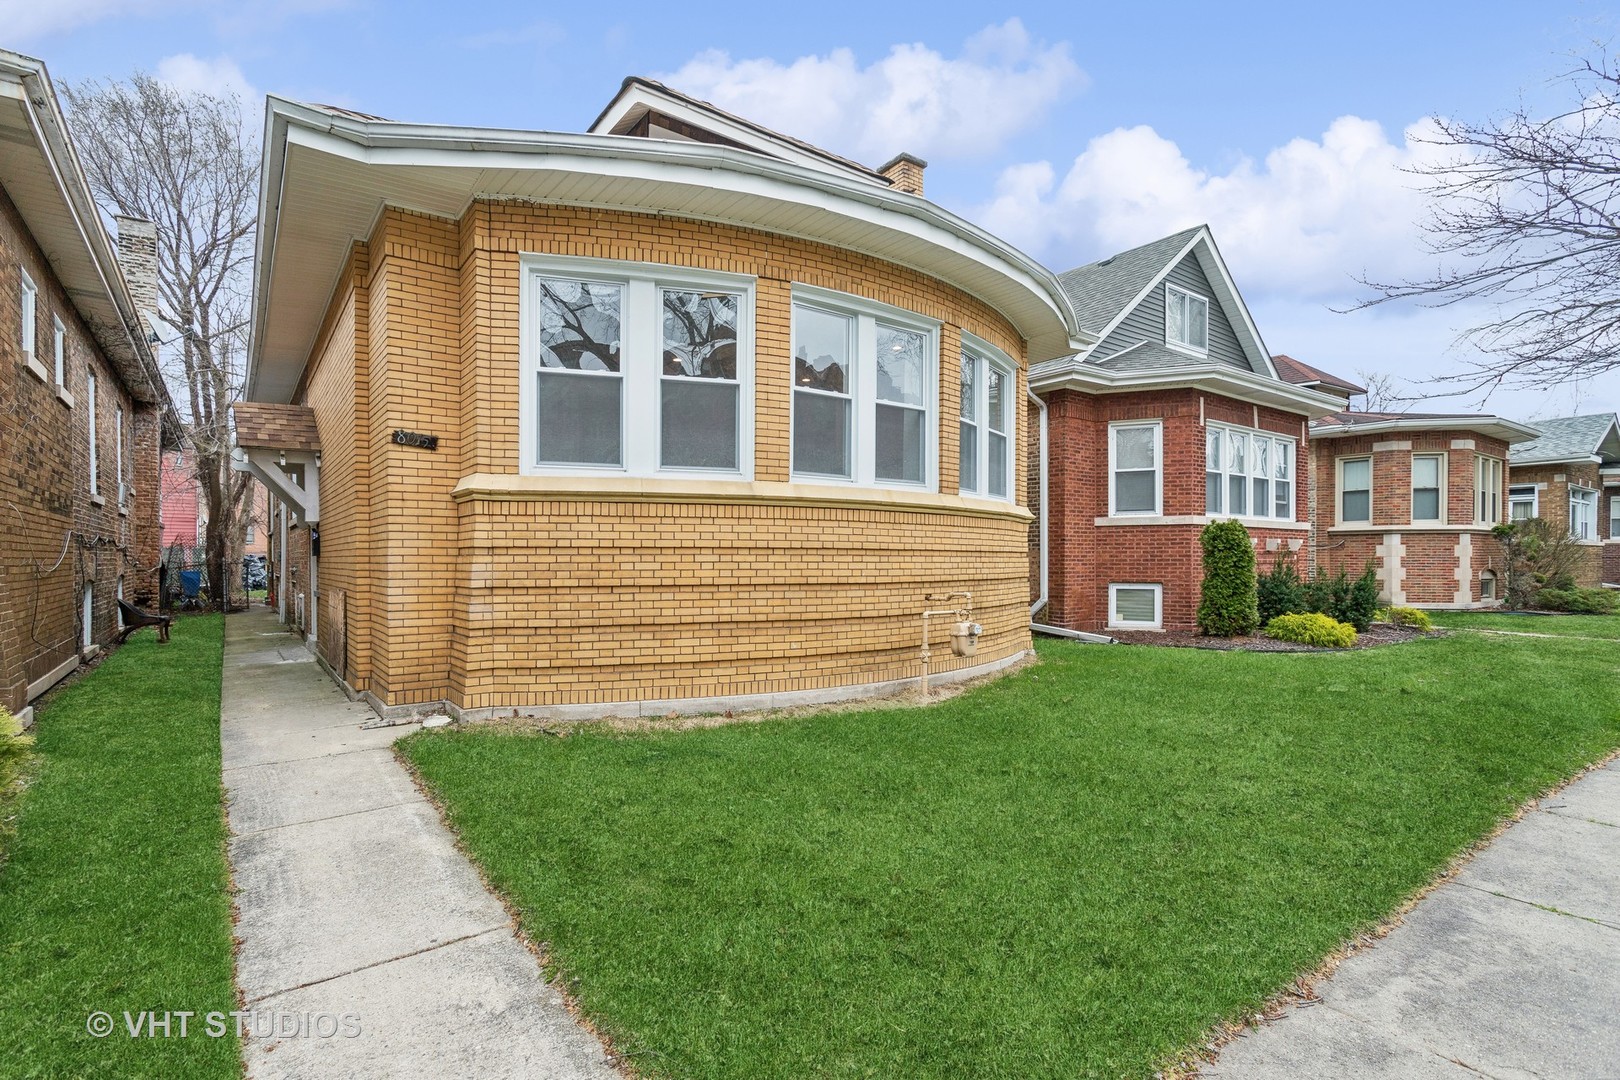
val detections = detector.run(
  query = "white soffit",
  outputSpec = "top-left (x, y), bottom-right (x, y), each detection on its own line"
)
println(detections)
top-left (249, 102), bottom-right (1080, 403)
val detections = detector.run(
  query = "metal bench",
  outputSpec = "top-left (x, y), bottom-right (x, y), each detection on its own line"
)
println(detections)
top-left (116, 599), bottom-right (171, 644)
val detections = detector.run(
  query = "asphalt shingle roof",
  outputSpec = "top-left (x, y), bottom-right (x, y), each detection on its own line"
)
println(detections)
top-left (1271, 354), bottom-right (1366, 395)
top-left (232, 402), bottom-right (321, 452)
top-left (1056, 226), bottom-right (1203, 337)
top-left (1507, 413), bottom-right (1620, 464)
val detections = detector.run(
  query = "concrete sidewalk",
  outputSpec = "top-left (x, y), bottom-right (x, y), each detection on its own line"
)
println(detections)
top-left (1204, 758), bottom-right (1620, 1079)
top-left (222, 607), bottom-right (618, 1079)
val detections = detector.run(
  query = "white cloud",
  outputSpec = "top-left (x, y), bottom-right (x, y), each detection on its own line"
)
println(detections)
top-left (658, 19), bottom-right (1083, 164)
top-left (155, 53), bottom-right (261, 132)
top-left (0, 0), bottom-right (182, 41)
top-left (978, 115), bottom-right (1454, 296)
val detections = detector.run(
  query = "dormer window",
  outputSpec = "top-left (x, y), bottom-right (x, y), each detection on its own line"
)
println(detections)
top-left (1165, 284), bottom-right (1209, 355)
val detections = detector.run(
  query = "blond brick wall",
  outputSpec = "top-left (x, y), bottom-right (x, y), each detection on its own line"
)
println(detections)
top-left (286, 202), bottom-right (1032, 712)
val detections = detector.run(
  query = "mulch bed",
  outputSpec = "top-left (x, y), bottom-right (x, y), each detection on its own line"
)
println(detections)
top-left (1107, 623), bottom-right (1431, 652)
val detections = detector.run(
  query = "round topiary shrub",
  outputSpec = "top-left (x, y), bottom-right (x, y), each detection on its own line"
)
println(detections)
top-left (1197, 519), bottom-right (1258, 637)
top-left (1264, 612), bottom-right (1358, 648)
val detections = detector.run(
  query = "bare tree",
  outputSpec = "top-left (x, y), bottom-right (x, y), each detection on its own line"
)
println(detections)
top-left (1356, 50), bottom-right (1620, 395)
top-left (1353, 369), bottom-right (1407, 412)
top-left (63, 73), bottom-right (257, 611)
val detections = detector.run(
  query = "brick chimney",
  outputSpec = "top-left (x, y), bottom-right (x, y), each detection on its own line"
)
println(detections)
top-left (114, 216), bottom-right (159, 340)
top-left (878, 153), bottom-right (927, 197)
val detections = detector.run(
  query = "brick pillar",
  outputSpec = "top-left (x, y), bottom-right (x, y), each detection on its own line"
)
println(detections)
top-left (114, 217), bottom-right (160, 336)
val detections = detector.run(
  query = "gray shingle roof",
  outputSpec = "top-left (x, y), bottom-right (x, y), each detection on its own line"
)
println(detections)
top-left (1056, 226), bottom-right (1203, 336)
top-left (1087, 339), bottom-right (1213, 374)
top-left (1508, 413), bottom-right (1620, 464)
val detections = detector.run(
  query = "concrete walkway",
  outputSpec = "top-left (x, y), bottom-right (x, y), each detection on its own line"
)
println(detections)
top-left (222, 607), bottom-right (618, 1079)
top-left (1204, 758), bottom-right (1620, 1079)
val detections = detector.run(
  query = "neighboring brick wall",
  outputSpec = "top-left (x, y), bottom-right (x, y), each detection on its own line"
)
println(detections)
top-left (1506, 461), bottom-right (1604, 588)
top-left (1042, 386), bottom-right (1311, 633)
top-left (282, 202), bottom-right (1034, 713)
top-left (1313, 429), bottom-right (1511, 605)
top-left (0, 184), bottom-right (148, 712)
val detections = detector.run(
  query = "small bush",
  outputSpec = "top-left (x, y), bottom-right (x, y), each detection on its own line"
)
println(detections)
top-left (1345, 564), bottom-right (1380, 632)
top-left (1383, 606), bottom-right (1433, 632)
top-left (1197, 520), bottom-right (1259, 636)
top-left (1535, 586), bottom-right (1619, 614)
top-left (1264, 612), bottom-right (1358, 648)
top-left (1257, 550), bottom-right (1309, 625)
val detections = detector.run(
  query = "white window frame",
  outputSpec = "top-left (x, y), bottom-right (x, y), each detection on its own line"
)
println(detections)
top-left (789, 283), bottom-right (940, 492)
top-left (1204, 422), bottom-right (1297, 521)
top-left (1610, 492), bottom-right (1620, 541)
top-left (1570, 485), bottom-right (1598, 541)
top-left (1476, 456), bottom-right (1503, 525)
top-left (87, 370), bottom-right (99, 495)
top-left (115, 405), bottom-right (126, 510)
top-left (53, 315), bottom-right (65, 387)
top-left (1164, 283), bottom-right (1210, 357)
top-left (1338, 456), bottom-right (1372, 524)
top-left (1508, 484), bottom-right (1539, 521)
top-left (1411, 452), bottom-right (1446, 524)
top-left (19, 268), bottom-right (36, 358)
top-left (517, 254), bottom-right (756, 480)
top-left (1108, 583), bottom-right (1163, 630)
top-left (958, 332), bottom-right (1016, 502)
top-left (1108, 420), bottom-right (1163, 517)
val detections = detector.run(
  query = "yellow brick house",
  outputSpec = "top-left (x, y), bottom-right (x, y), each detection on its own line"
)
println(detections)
top-left (236, 80), bottom-right (1083, 719)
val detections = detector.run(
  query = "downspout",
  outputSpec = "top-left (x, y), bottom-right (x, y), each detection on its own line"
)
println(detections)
top-left (1027, 386), bottom-right (1049, 619)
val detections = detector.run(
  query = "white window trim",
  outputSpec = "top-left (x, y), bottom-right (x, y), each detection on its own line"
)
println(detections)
top-left (1337, 455), bottom-right (1373, 525)
top-left (115, 405), bottom-right (126, 511)
top-left (1108, 419), bottom-right (1163, 517)
top-left (1508, 484), bottom-right (1539, 521)
top-left (1164, 283), bottom-right (1211, 358)
top-left (789, 283), bottom-right (940, 493)
top-left (1411, 452), bottom-right (1447, 525)
top-left (1475, 456), bottom-right (1504, 525)
top-left (19, 268), bottom-right (36, 357)
top-left (87, 371), bottom-right (99, 496)
top-left (1204, 421), bottom-right (1297, 522)
top-left (517, 254), bottom-right (756, 481)
top-left (958, 330), bottom-right (1016, 502)
top-left (1108, 583), bottom-right (1163, 630)
top-left (52, 314), bottom-right (65, 387)
top-left (1570, 485), bottom-right (1598, 541)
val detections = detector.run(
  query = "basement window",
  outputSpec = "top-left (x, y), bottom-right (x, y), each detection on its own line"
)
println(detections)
top-left (520, 255), bottom-right (754, 479)
top-left (1109, 583), bottom-right (1162, 630)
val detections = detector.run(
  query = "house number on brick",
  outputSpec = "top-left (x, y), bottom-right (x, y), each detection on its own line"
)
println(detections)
top-left (392, 429), bottom-right (438, 451)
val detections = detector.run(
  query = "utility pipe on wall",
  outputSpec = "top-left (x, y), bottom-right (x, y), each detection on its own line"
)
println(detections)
top-left (920, 591), bottom-right (975, 699)
top-left (1027, 387), bottom-right (1049, 620)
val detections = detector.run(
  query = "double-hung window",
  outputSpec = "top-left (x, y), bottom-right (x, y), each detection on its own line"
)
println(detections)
top-left (1340, 457), bottom-right (1371, 523)
top-left (958, 341), bottom-right (1014, 500)
top-left (1476, 456), bottom-right (1503, 524)
top-left (1412, 454), bottom-right (1444, 522)
top-left (19, 269), bottom-right (36, 360)
top-left (53, 316), bottom-right (65, 387)
top-left (1110, 421), bottom-right (1161, 515)
top-left (87, 371), bottom-right (98, 495)
top-left (1610, 494), bottom-right (1620, 540)
top-left (1205, 424), bottom-right (1295, 519)
top-left (791, 286), bottom-right (937, 490)
top-left (521, 256), bottom-right (753, 477)
top-left (1570, 486), bottom-right (1598, 540)
top-left (1508, 485), bottom-right (1538, 521)
top-left (1165, 284), bottom-right (1209, 354)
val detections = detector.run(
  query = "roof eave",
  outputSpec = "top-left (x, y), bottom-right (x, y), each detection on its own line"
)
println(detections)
top-left (1314, 416), bottom-right (1542, 444)
top-left (1029, 357), bottom-right (1343, 416)
top-left (247, 97), bottom-right (1085, 402)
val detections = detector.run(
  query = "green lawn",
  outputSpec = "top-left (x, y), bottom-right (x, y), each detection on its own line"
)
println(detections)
top-left (1427, 610), bottom-right (1620, 639)
top-left (402, 633), bottom-right (1620, 1080)
top-left (0, 616), bottom-right (239, 1079)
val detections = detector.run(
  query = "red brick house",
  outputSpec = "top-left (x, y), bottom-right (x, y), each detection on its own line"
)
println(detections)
top-left (1505, 413), bottom-right (1620, 588)
top-left (1029, 226), bottom-right (1343, 633)
top-left (1309, 411), bottom-right (1538, 606)
top-left (0, 50), bottom-right (179, 721)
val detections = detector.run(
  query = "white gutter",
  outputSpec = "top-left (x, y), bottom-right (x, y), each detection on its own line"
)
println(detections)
top-left (1027, 384), bottom-right (1049, 621)
top-left (1314, 415), bottom-right (1541, 444)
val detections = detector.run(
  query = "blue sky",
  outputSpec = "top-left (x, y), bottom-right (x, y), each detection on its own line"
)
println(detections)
top-left (10, 0), bottom-right (1619, 419)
